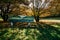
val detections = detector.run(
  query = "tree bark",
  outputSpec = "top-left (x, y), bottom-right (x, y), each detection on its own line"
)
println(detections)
top-left (0, 2), bottom-right (10, 21)
top-left (34, 8), bottom-right (40, 23)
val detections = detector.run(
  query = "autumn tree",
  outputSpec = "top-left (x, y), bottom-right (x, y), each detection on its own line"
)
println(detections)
top-left (30, 0), bottom-right (52, 22)
top-left (0, 0), bottom-right (13, 21)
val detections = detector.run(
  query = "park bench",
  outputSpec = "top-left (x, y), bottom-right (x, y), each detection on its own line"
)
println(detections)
top-left (8, 15), bottom-right (35, 27)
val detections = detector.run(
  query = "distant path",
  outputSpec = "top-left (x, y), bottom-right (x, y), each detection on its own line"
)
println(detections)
top-left (39, 19), bottom-right (60, 23)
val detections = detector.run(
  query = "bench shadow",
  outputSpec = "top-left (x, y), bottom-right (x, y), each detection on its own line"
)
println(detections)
top-left (0, 23), bottom-right (60, 40)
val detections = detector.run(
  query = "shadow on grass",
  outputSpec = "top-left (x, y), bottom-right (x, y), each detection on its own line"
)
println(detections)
top-left (36, 23), bottom-right (60, 40)
top-left (0, 23), bottom-right (60, 40)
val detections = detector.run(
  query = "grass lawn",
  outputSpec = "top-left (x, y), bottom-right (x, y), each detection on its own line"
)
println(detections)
top-left (0, 23), bottom-right (60, 40)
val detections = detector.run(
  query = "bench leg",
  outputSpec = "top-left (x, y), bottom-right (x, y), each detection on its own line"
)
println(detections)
top-left (27, 23), bottom-right (31, 27)
top-left (10, 22), bottom-right (14, 27)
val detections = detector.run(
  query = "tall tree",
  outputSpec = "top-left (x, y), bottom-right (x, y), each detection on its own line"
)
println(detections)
top-left (0, 0), bottom-right (14, 21)
top-left (32, 0), bottom-right (52, 23)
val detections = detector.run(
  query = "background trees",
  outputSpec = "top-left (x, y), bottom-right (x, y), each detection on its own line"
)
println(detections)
top-left (0, 0), bottom-right (30, 21)
top-left (0, 0), bottom-right (60, 21)
top-left (0, 0), bottom-right (13, 21)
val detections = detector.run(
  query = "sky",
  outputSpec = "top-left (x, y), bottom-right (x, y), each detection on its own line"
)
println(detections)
top-left (28, 0), bottom-right (52, 9)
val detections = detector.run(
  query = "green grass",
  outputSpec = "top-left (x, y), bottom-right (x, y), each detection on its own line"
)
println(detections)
top-left (0, 24), bottom-right (60, 40)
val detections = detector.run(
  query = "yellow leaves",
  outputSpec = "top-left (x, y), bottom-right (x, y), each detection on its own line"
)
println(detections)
top-left (11, 0), bottom-right (60, 17)
top-left (20, 6), bottom-right (25, 11)
top-left (19, 5), bottom-right (34, 16)
top-left (40, 12), bottom-right (51, 17)
top-left (25, 9), bottom-right (33, 16)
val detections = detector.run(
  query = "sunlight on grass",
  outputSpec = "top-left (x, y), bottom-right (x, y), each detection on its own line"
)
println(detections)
top-left (0, 24), bottom-right (60, 40)
top-left (0, 28), bottom-right (42, 40)
top-left (51, 25), bottom-right (60, 28)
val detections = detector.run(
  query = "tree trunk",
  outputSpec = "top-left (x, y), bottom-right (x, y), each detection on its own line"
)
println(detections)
top-left (0, 2), bottom-right (10, 21)
top-left (34, 8), bottom-right (40, 23)
top-left (2, 15), bottom-right (8, 21)
top-left (35, 15), bottom-right (39, 22)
